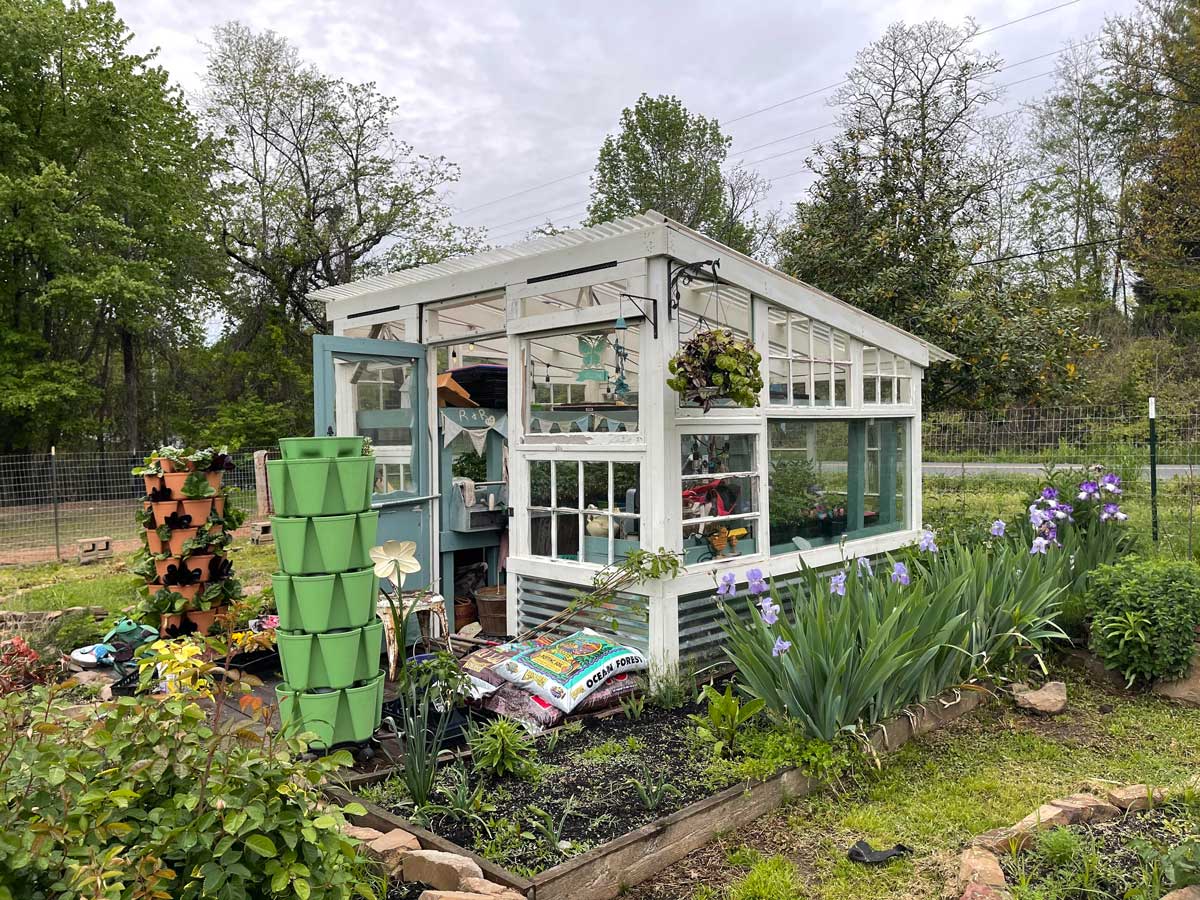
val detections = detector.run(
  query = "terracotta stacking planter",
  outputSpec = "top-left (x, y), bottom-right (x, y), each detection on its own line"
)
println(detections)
top-left (167, 527), bottom-right (199, 557)
top-left (162, 471), bottom-right (191, 494)
top-left (270, 511), bottom-right (379, 576)
top-left (180, 498), bottom-right (213, 522)
top-left (267, 455), bottom-right (374, 517)
top-left (278, 436), bottom-right (365, 461)
top-left (145, 528), bottom-right (165, 555)
top-left (272, 567), bottom-right (378, 633)
top-left (276, 621), bottom-right (383, 691)
top-left (275, 670), bottom-right (384, 749)
top-left (152, 500), bottom-right (180, 524)
top-left (186, 605), bottom-right (226, 636)
top-left (142, 474), bottom-right (163, 494)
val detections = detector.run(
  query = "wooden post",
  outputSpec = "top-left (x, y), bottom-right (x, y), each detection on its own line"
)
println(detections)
top-left (253, 450), bottom-right (272, 518)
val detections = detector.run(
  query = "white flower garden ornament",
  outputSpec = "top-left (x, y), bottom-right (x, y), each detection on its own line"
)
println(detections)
top-left (369, 540), bottom-right (421, 589)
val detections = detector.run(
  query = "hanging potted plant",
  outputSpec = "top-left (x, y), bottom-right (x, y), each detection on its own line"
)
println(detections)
top-left (667, 328), bottom-right (764, 412)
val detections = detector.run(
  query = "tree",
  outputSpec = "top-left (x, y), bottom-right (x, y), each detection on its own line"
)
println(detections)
top-left (0, 0), bottom-right (224, 452)
top-left (586, 93), bottom-right (775, 257)
top-left (779, 19), bottom-right (1100, 406)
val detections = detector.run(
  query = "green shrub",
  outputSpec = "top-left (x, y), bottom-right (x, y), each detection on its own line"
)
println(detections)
top-left (467, 716), bottom-right (539, 780)
top-left (1088, 558), bottom-right (1200, 686)
top-left (0, 685), bottom-right (376, 899)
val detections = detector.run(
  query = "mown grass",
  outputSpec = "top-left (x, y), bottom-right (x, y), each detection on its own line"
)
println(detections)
top-left (677, 672), bottom-right (1200, 900)
top-left (0, 543), bottom-right (278, 613)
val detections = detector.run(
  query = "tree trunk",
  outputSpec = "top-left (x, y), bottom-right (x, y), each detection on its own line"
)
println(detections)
top-left (120, 327), bottom-right (140, 451)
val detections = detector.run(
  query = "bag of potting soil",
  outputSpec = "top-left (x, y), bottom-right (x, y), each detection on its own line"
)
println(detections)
top-left (491, 628), bottom-right (647, 714)
top-left (573, 671), bottom-right (640, 714)
top-left (479, 682), bottom-right (563, 733)
top-left (460, 635), bottom-right (554, 686)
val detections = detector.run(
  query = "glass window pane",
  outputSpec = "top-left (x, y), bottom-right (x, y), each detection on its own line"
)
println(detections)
top-left (863, 377), bottom-right (878, 403)
top-left (768, 358), bottom-right (790, 406)
top-left (681, 434), bottom-right (759, 564)
top-left (526, 321), bottom-right (639, 434)
top-left (791, 361), bottom-right (811, 406)
top-left (880, 378), bottom-right (894, 404)
top-left (583, 461), bottom-right (608, 509)
top-left (530, 461), bottom-right (551, 507)
top-left (790, 315), bottom-right (812, 360)
top-left (898, 376), bottom-right (912, 404)
top-left (834, 365), bottom-right (849, 407)
top-left (812, 361), bottom-right (831, 405)
top-left (554, 460), bottom-right (579, 509)
top-left (767, 307), bottom-right (789, 357)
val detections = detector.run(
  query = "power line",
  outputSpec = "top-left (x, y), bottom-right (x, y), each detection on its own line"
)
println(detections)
top-left (457, 0), bottom-right (1090, 220)
top-left (970, 237), bottom-right (1118, 265)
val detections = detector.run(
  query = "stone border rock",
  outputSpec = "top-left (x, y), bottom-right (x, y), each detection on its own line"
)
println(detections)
top-left (957, 784), bottom-right (1169, 900)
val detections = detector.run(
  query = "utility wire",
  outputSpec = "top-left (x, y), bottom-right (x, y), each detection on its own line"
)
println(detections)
top-left (458, 0), bottom-right (1089, 219)
top-left (969, 237), bottom-right (1118, 265)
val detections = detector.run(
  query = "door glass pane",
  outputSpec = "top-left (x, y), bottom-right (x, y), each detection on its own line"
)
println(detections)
top-left (340, 358), bottom-right (416, 495)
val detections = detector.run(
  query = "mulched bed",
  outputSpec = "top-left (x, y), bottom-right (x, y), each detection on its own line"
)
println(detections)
top-left (362, 700), bottom-right (729, 877)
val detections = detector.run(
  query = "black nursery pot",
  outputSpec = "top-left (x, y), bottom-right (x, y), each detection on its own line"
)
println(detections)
top-left (380, 700), bottom-right (469, 750)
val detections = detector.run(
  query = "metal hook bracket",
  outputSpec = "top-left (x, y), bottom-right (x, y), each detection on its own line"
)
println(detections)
top-left (667, 258), bottom-right (720, 322)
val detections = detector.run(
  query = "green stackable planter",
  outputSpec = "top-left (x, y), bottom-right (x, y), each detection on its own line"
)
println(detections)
top-left (269, 434), bottom-right (383, 749)
top-left (272, 568), bottom-right (378, 632)
top-left (271, 510), bottom-right (378, 575)
top-left (267, 455), bottom-right (374, 517)
top-left (276, 671), bottom-right (385, 749)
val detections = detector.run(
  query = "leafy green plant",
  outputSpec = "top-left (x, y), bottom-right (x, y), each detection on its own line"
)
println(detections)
top-left (726, 855), bottom-right (801, 900)
top-left (620, 694), bottom-right (646, 721)
top-left (1033, 827), bottom-right (1084, 869)
top-left (0, 665), bottom-right (377, 898)
top-left (722, 539), bottom-right (1065, 741)
top-left (182, 469), bottom-right (217, 499)
top-left (526, 800), bottom-right (581, 853)
top-left (1087, 558), bottom-right (1200, 686)
top-left (467, 717), bottom-right (539, 780)
top-left (644, 662), bottom-right (695, 709)
top-left (688, 683), bottom-right (765, 758)
top-left (667, 327), bottom-right (764, 412)
top-left (579, 735), bottom-right (644, 762)
top-left (626, 767), bottom-right (681, 812)
top-left (705, 722), bottom-right (848, 784)
top-left (395, 681), bottom-right (449, 807)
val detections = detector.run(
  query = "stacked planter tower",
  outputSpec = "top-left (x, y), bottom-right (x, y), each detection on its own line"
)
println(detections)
top-left (135, 448), bottom-right (241, 636)
top-left (270, 436), bottom-right (384, 750)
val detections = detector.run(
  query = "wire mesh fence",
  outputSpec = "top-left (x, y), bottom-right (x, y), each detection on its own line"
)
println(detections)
top-left (923, 405), bottom-right (1200, 560)
top-left (0, 448), bottom-right (273, 564)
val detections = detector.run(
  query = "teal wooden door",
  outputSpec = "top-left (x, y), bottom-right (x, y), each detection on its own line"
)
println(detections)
top-left (313, 335), bottom-right (433, 591)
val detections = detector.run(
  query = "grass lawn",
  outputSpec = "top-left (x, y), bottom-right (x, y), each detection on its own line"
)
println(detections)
top-left (630, 670), bottom-right (1200, 900)
top-left (0, 543), bottom-right (278, 613)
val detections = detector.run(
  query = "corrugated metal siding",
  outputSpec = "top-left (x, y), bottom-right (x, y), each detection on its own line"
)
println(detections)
top-left (679, 579), bottom-right (806, 666)
top-left (514, 575), bottom-right (649, 654)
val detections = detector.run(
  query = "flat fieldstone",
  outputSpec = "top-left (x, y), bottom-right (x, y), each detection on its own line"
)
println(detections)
top-left (1014, 681), bottom-right (1067, 715)
top-left (1014, 802), bottom-right (1076, 833)
top-left (343, 824), bottom-right (384, 843)
top-left (418, 892), bottom-right (501, 900)
top-left (1162, 888), bottom-right (1200, 900)
top-left (972, 827), bottom-right (1032, 855)
top-left (960, 884), bottom-right (1010, 900)
top-left (1107, 784), bottom-right (1166, 811)
top-left (459, 878), bottom-right (526, 899)
top-left (959, 848), bottom-right (1006, 889)
top-left (367, 828), bottom-right (421, 871)
top-left (1048, 793), bottom-right (1120, 824)
top-left (399, 849), bottom-right (483, 890)
top-left (1152, 656), bottom-right (1200, 706)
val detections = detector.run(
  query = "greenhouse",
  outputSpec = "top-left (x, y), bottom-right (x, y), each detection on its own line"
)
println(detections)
top-left (310, 210), bottom-right (953, 672)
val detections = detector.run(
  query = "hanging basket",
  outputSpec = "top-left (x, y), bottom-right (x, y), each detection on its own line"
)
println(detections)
top-left (667, 327), bottom-right (763, 412)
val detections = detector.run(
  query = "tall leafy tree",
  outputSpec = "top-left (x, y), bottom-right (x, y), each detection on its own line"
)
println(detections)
top-left (586, 93), bottom-right (775, 257)
top-left (779, 20), bottom-right (1099, 406)
top-left (196, 23), bottom-right (479, 443)
top-left (0, 0), bottom-right (223, 452)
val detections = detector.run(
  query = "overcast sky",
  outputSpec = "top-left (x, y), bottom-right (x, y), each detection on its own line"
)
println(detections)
top-left (117, 0), bottom-right (1138, 245)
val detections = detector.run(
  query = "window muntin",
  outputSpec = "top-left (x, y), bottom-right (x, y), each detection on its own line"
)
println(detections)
top-left (525, 322), bottom-right (639, 435)
top-left (343, 359), bottom-right (415, 494)
top-left (680, 433), bottom-right (759, 565)
top-left (529, 459), bottom-right (641, 564)
top-left (862, 345), bottom-right (913, 405)
top-left (766, 419), bottom-right (907, 554)
top-left (767, 307), bottom-right (850, 408)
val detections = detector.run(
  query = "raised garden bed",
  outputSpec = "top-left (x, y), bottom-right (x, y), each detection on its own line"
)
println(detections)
top-left (330, 687), bottom-right (987, 900)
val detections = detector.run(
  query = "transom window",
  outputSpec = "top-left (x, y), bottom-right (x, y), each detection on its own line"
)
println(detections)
top-left (767, 307), bottom-right (850, 408)
top-left (529, 459), bottom-right (641, 564)
top-left (863, 345), bottom-right (913, 405)
top-left (679, 433), bottom-right (759, 565)
top-left (525, 322), bottom-right (639, 436)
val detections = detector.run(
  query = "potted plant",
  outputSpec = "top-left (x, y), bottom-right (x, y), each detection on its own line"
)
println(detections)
top-left (667, 328), bottom-right (763, 412)
top-left (180, 470), bottom-right (216, 522)
top-left (136, 586), bottom-right (189, 633)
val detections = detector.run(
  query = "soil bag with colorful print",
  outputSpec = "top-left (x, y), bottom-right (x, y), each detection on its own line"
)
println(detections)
top-left (491, 628), bottom-right (647, 714)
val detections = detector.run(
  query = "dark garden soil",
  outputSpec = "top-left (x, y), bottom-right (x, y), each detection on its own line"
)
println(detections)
top-left (385, 881), bottom-right (429, 900)
top-left (362, 701), bottom-right (730, 877)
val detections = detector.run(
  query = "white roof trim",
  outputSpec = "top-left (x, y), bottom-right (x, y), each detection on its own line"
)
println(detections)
top-left (312, 210), bottom-right (955, 364)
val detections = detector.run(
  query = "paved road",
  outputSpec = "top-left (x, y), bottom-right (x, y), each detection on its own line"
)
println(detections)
top-left (924, 462), bottom-right (1194, 480)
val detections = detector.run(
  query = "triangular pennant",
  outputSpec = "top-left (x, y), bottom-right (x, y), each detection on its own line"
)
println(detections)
top-left (575, 415), bottom-right (590, 432)
top-left (443, 418), bottom-right (464, 448)
top-left (466, 427), bottom-right (489, 455)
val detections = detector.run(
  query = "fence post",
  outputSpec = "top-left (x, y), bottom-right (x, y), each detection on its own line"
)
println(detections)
top-left (253, 450), bottom-right (273, 519)
top-left (51, 446), bottom-right (62, 562)
top-left (1149, 396), bottom-right (1159, 544)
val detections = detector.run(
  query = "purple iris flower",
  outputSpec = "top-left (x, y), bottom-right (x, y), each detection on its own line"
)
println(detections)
top-left (830, 570), bottom-right (847, 596)
top-left (990, 519), bottom-right (1006, 537)
top-left (1052, 502), bottom-right (1074, 521)
top-left (890, 561), bottom-right (910, 586)
top-left (772, 636), bottom-right (791, 657)
top-left (1100, 503), bottom-right (1128, 522)
top-left (716, 571), bottom-right (737, 597)
top-left (1101, 473), bottom-right (1122, 495)
top-left (1041, 486), bottom-right (1059, 501)
top-left (746, 567), bottom-right (768, 595)
top-left (918, 529), bottom-right (938, 553)
top-left (1030, 536), bottom-right (1050, 555)
top-left (1077, 480), bottom-right (1100, 501)
top-left (758, 599), bottom-right (780, 626)
top-left (856, 556), bottom-right (873, 576)
top-left (1029, 506), bottom-right (1048, 528)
